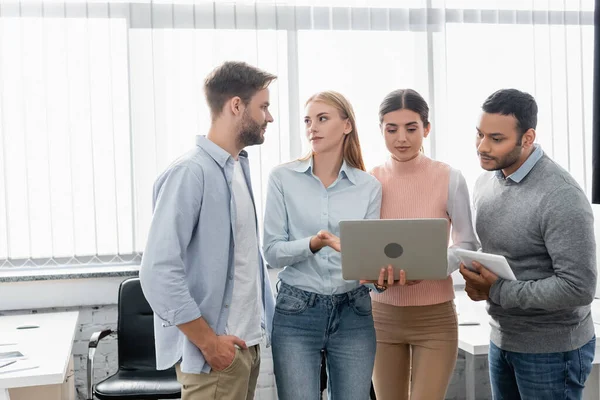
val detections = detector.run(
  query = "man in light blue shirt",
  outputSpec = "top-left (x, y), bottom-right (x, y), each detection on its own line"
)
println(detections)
top-left (140, 61), bottom-right (277, 400)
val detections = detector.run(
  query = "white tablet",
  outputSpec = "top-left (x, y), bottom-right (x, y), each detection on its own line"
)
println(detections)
top-left (454, 248), bottom-right (517, 281)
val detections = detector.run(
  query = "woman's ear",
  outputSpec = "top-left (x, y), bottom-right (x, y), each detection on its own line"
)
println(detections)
top-left (423, 122), bottom-right (431, 138)
top-left (343, 119), bottom-right (352, 135)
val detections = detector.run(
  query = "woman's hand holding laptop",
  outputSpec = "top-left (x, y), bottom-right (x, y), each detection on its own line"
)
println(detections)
top-left (313, 233), bottom-right (423, 290)
top-left (359, 265), bottom-right (422, 290)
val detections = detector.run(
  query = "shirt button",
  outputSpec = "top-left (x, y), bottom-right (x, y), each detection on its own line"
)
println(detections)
top-left (224, 304), bottom-right (229, 308)
top-left (228, 275), bottom-right (233, 280)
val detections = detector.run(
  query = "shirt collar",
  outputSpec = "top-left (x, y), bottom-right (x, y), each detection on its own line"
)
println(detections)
top-left (195, 135), bottom-right (247, 167)
top-left (291, 157), bottom-right (312, 173)
top-left (290, 156), bottom-right (357, 185)
top-left (495, 144), bottom-right (544, 183)
top-left (339, 160), bottom-right (357, 185)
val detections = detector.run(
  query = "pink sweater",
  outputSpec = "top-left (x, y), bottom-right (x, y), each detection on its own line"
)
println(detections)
top-left (370, 153), bottom-right (454, 307)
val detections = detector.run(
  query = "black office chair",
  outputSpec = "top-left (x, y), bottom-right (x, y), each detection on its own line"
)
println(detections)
top-left (86, 277), bottom-right (181, 400)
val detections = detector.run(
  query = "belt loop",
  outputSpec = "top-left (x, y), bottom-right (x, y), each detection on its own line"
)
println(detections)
top-left (347, 288), bottom-right (354, 302)
top-left (308, 292), bottom-right (317, 307)
top-left (275, 279), bottom-right (281, 294)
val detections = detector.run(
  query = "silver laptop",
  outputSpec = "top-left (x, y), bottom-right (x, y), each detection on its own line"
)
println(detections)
top-left (339, 219), bottom-right (449, 281)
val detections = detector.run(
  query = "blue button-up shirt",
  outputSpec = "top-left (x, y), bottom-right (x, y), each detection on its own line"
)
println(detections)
top-left (140, 135), bottom-right (275, 374)
top-left (263, 157), bottom-right (382, 295)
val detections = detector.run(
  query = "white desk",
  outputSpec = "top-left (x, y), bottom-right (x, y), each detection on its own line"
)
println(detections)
top-left (0, 311), bottom-right (79, 400)
top-left (456, 292), bottom-right (600, 400)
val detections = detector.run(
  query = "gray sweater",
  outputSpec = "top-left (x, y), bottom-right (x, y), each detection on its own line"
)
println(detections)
top-left (473, 153), bottom-right (597, 353)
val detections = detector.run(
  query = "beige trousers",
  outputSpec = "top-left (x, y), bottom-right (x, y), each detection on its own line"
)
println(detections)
top-left (372, 301), bottom-right (458, 400)
top-left (175, 345), bottom-right (261, 400)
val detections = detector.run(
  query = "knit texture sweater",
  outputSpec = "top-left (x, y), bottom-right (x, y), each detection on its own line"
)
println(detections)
top-left (370, 153), bottom-right (455, 307)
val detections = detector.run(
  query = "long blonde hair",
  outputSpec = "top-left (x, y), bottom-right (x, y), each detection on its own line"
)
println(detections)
top-left (299, 91), bottom-right (366, 172)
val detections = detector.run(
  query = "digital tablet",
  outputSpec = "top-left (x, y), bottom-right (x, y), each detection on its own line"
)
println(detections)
top-left (455, 248), bottom-right (517, 281)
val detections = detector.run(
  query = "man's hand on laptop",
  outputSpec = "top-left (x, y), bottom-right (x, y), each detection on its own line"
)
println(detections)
top-left (203, 335), bottom-right (248, 371)
top-left (310, 230), bottom-right (341, 252)
top-left (360, 265), bottom-right (422, 290)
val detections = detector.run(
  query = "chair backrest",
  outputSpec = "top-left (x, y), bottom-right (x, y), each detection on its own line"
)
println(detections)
top-left (117, 277), bottom-right (158, 370)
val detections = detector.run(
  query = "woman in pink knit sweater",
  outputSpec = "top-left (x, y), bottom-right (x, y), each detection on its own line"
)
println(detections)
top-left (369, 89), bottom-right (479, 400)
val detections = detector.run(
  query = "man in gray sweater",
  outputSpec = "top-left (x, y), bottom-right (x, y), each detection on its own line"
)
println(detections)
top-left (460, 89), bottom-right (597, 400)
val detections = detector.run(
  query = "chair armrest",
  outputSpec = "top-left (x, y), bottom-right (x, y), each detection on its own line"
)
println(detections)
top-left (89, 329), bottom-right (112, 349)
top-left (87, 329), bottom-right (112, 400)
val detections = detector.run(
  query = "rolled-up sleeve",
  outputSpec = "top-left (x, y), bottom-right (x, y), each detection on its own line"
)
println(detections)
top-left (140, 166), bottom-right (203, 327)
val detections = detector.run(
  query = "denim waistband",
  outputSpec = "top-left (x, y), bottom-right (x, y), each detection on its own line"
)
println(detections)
top-left (277, 281), bottom-right (369, 303)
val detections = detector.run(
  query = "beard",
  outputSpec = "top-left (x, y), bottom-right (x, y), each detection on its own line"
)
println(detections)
top-left (237, 109), bottom-right (266, 148)
top-left (479, 144), bottom-right (522, 171)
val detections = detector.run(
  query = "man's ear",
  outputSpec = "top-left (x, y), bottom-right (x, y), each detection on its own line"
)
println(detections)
top-left (521, 128), bottom-right (536, 148)
top-left (228, 96), bottom-right (244, 117)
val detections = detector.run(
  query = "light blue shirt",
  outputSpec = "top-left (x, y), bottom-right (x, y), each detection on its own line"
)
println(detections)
top-left (495, 144), bottom-right (544, 183)
top-left (263, 157), bottom-right (382, 295)
top-left (140, 135), bottom-right (275, 374)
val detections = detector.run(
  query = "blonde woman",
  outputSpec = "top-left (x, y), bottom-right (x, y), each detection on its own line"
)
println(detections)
top-left (263, 91), bottom-right (382, 400)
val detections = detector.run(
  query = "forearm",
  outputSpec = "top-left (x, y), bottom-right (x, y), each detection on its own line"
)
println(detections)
top-left (490, 274), bottom-right (595, 310)
top-left (177, 317), bottom-right (218, 354)
top-left (263, 236), bottom-right (314, 268)
top-left (447, 169), bottom-right (480, 274)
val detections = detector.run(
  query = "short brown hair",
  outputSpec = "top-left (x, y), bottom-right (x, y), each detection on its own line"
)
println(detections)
top-left (204, 61), bottom-right (277, 119)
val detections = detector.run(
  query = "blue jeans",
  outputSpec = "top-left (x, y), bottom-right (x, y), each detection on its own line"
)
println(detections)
top-left (272, 282), bottom-right (376, 400)
top-left (489, 337), bottom-right (596, 400)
